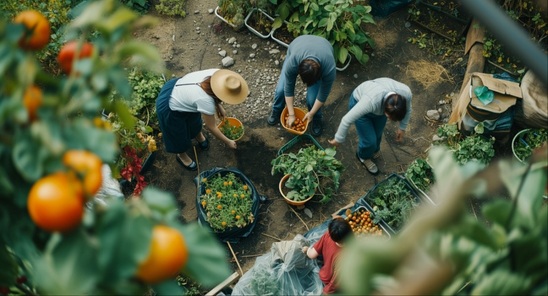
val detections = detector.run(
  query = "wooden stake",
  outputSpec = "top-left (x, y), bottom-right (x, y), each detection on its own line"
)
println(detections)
top-left (288, 205), bottom-right (309, 231)
top-left (226, 241), bottom-right (243, 276)
top-left (261, 232), bottom-right (281, 241)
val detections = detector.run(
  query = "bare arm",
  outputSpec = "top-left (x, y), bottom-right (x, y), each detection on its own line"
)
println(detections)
top-left (302, 246), bottom-right (319, 259)
top-left (202, 113), bottom-right (237, 149)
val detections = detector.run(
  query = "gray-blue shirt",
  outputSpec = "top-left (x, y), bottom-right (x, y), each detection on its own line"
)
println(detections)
top-left (334, 78), bottom-right (413, 143)
top-left (283, 35), bottom-right (336, 103)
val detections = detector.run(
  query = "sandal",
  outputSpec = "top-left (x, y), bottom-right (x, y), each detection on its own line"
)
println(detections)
top-left (176, 155), bottom-right (197, 171)
top-left (356, 153), bottom-right (379, 175)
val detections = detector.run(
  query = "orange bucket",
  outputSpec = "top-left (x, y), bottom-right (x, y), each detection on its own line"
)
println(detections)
top-left (217, 117), bottom-right (244, 141)
top-left (280, 106), bottom-right (308, 135)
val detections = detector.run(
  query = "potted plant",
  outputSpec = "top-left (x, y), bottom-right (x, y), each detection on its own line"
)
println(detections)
top-left (218, 117), bottom-right (245, 141)
top-left (271, 0), bottom-right (376, 65)
top-left (215, 0), bottom-right (250, 30)
top-left (198, 172), bottom-right (255, 232)
top-left (271, 145), bottom-right (343, 204)
top-left (512, 128), bottom-right (548, 163)
top-left (245, 8), bottom-right (275, 39)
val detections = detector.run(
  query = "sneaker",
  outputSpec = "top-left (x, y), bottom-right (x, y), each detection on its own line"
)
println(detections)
top-left (373, 151), bottom-right (381, 160)
top-left (267, 110), bottom-right (281, 126)
top-left (356, 153), bottom-right (379, 175)
top-left (311, 119), bottom-right (323, 136)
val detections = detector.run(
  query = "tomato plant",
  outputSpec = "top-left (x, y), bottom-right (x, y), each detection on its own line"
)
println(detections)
top-left (0, 1), bottom-right (230, 294)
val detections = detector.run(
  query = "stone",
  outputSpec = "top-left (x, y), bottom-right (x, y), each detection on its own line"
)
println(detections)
top-left (303, 208), bottom-right (313, 218)
top-left (221, 56), bottom-right (234, 67)
top-left (208, 8), bottom-right (214, 14)
top-left (249, 53), bottom-right (256, 58)
top-left (426, 110), bottom-right (441, 121)
top-left (269, 49), bottom-right (280, 55)
top-left (251, 43), bottom-right (258, 49)
top-left (228, 37), bottom-right (237, 44)
top-left (218, 50), bottom-right (227, 57)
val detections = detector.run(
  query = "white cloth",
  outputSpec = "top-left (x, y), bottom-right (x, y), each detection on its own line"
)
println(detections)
top-left (169, 69), bottom-right (218, 115)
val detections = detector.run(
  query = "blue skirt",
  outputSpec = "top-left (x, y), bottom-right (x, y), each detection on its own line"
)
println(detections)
top-left (156, 78), bottom-right (202, 153)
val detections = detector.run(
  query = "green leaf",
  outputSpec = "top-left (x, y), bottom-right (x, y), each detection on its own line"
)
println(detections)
top-left (0, 245), bottom-right (18, 286)
top-left (33, 230), bottom-right (99, 294)
top-left (97, 7), bottom-right (138, 33)
top-left (482, 199), bottom-right (513, 226)
top-left (152, 279), bottom-right (185, 295)
top-left (96, 200), bottom-right (153, 285)
top-left (471, 269), bottom-right (531, 295)
top-left (179, 223), bottom-right (231, 287)
top-left (12, 131), bottom-right (46, 182)
top-left (116, 41), bottom-right (164, 73)
top-left (142, 187), bottom-right (179, 218)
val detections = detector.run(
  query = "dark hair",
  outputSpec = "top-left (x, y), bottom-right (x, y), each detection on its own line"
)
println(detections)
top-left (298, 59), bottom-right (321, 86)
top-left (384, 94), bottom-right (406, 121)
top-left (328, 217), bottom-right (352, 243)
top-left (200, 76), bottom-right (224, 118)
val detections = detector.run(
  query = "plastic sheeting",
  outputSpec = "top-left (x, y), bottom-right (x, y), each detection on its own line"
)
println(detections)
top-left (231, 235), bottom-right (323, 295)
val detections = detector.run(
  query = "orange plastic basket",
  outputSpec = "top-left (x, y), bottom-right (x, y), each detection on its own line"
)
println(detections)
top-left (217, 117), bottom-right (244, 141)
top-left (280, 106), bottom-right (308, 135)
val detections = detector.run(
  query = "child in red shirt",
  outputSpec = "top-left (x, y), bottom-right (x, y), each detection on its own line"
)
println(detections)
top-left (302, 217), bottom-right (353, 294)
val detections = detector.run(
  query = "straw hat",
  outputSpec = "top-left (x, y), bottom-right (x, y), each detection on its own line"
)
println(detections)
top-left (211, 69), bottom-right (249, 104)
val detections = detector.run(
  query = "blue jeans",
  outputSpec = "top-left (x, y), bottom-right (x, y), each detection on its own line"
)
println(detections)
top-left (271, 61), bottom-right (322, 121)
top-left (349, 94), bottom-right (387, 159)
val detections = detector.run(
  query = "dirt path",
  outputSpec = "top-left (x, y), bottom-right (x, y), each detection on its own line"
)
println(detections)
top-left (136, 0), bottom-right (463, 275)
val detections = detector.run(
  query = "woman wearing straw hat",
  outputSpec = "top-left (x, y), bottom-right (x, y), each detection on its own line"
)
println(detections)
top-left (156, 69), bottom-right (249, 171)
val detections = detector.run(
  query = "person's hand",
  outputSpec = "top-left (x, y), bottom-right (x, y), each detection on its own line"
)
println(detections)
top-left (286, 114), bottom-right (296, 127)
top-left (328, 139), bottom-right (340, 146)
top-left (226, 140), bottom-right (237, 149)
top-left (395, 129), bottom-right (405, 142)
top-left (302, 246), bottom-right (309, 254)
top-left (303, 112), bottom-right (312, 123)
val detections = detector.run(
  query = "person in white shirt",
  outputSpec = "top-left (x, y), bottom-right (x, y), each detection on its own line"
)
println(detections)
top-left (156, 69), bottom-right (248, 171)
top-left (328, 78), bottom-right (412, 175)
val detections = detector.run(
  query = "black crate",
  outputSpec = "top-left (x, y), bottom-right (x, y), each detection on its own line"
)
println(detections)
top-left (277, 134), bottom-right (324, 156)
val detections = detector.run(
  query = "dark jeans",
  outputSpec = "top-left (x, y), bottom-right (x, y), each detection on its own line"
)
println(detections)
top-left (271, 60), bottom-right (323, 121)
top-left (349, 93), bottom-right (387, 159)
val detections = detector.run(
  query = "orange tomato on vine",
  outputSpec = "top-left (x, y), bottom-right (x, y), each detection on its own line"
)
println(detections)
top-left (27, 172), bottom-right (85, 232)
top-left (136, 225), bottom-right (188, 283)
top-left (13, 10), bottom-right (51, 51)
top-left (62, 150), bottom-right (103, 197)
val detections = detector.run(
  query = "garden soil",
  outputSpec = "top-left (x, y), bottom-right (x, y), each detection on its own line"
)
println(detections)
top-left (135, 0), bottom-right (471, 279)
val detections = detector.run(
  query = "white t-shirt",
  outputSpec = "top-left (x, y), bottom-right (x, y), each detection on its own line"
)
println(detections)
top-left (169, 69), bottom-right (218, 115)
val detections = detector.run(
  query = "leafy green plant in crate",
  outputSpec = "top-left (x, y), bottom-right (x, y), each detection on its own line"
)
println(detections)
top-left (217, 0), bottom-right (250, 29)
top-left (338, 146), bottom-right (547, 295)
top-left (271, 146), bottom-right (343, 203)
top-left (368, 176), bottom-right (419, 231)
top-left (405, 158), bottom-right (435, 193)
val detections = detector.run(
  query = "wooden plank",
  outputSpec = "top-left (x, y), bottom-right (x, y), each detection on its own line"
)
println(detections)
top-left (205, 271), bottom-right (240, 296)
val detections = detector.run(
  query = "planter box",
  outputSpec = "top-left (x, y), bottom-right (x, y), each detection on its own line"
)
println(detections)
top-left (408, 1), bottom-right (471, 43)
top-left (338, 205), bottom-right (392, 239)
top-left (270, 22), bottom-right (295, 48)
top-left (244, 8), bottom-right (274, 39)
top-left (214, 6), bottom-right (243, 30)
top-left (357, 173), bottom-right (432, 234)
top-left (336, 54), bottom-right (352, 72)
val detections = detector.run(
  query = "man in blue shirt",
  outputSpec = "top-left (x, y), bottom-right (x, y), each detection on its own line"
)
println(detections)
top-left (267, 35), bottom-right (336, 136)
